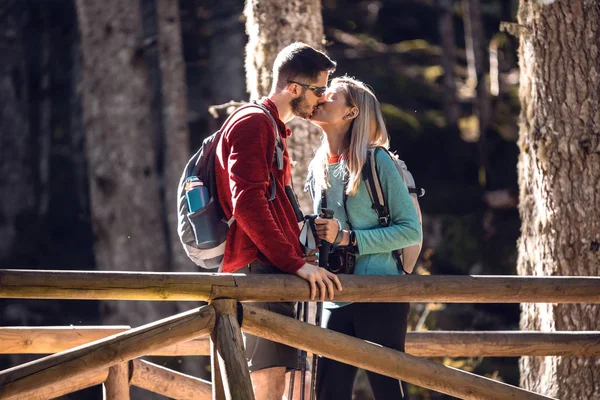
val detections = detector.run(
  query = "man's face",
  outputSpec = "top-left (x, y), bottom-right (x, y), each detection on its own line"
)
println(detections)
top-left (289, 70), bottom-right (329, 120)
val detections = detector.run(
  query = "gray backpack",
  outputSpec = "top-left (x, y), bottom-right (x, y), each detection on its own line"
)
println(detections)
top-left (177, 102), bottom-right (282, 269)
top-left (364, 147), bottom-right (424, 274)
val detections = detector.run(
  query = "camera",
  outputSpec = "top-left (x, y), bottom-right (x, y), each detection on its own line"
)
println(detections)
top-left (326, 246), bottom-right (356, 275)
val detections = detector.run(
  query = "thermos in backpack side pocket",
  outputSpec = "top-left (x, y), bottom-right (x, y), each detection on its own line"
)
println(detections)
top-left (187, 198), bottom-right (229, 249)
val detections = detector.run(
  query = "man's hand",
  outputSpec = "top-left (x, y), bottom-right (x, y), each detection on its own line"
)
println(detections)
top-left (295, 263), bottom-right (343, 301)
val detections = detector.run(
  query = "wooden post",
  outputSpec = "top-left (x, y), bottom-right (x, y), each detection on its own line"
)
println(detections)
top-left (211, 299), bottom-right (254, 400)
top-left (240, 304), bottom-right (555, 400)
top-left (129, 359), bottom-right (211, 400)
top-left (2, 269), bottom-right (600, 303)
top-left (103, 363), bottom-right (129, 400)
top-left (0, 305), bottom-right (215, 399)
top-left (211, 334), bottom-right (226, 400)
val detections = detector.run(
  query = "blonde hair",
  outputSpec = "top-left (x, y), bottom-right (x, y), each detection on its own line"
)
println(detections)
top-left (308, 76), bottom-right (390, 196)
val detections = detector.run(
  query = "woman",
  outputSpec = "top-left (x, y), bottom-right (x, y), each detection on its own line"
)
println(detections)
top-left (306, 76), bottom-right (422, 399)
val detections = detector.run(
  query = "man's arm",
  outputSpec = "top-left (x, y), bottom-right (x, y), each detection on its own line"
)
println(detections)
top-left (226, 113), bottom-right (305, 273)
top-left (226, 113), bottom-right (342, 300)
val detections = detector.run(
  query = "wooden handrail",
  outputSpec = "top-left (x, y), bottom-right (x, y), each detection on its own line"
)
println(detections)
top-left (0, 368), bottom-right (109, 400)
top-left (0, 326), bottom-right (210, 356)
top-left (2, 327), bottom-right (599, 357)
top-left (241, 303), bottom-right (555, 400)
top-left (1, 269), bottom-right (599, 303)
top-left (405, 331), bottom-right (600, 357)
top-left (0, 306), bottom-right (215, 400)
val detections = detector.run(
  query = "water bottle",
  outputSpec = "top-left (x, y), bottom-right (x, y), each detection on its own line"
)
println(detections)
top-left (185, 176), bottom-right (210, 213)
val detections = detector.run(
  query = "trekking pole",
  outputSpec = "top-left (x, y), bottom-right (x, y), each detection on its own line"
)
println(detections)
top-left (310, 302), bottom-right (323, 400)
top-left (299, 301), bottom-right (309, 400)
top-left (307, 208), bottom-right (334, 400)
top-left (288, 301), bottom-right (303, 400)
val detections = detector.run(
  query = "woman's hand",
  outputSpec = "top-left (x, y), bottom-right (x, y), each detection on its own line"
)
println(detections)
top-left (314, 217), bottom-right (341, 243)
top-left (303, 253), bottom-right (319, 266)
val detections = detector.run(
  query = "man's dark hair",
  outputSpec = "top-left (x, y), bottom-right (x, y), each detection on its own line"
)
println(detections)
top-left (272, 42), bottom-right (336, 92)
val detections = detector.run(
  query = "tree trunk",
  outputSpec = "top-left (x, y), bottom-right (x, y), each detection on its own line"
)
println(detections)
top-left (0, 3), bottom-right (34, 264)
top-left (244, 0), bottom-right (326, 214)
top-left (438, 0), bottom-right (460, 128)
top-left (209, 0), bottom-right (247, 105)
top-left (75, 0), bottom-right (175, 327)
top-left (155, 0), bottom-right (191, 273)
top-left (462, 0), bottom-right (490, 186)
top-left (517, 1), bottom-right (600, 398)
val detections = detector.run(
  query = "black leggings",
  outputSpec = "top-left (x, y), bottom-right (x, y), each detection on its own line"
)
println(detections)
top-left (316, 302), bottom-right (410, 400)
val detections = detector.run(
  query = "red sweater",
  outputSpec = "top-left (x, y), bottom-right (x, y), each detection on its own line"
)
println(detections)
top-left (214, 99), bottom-right (305, 273)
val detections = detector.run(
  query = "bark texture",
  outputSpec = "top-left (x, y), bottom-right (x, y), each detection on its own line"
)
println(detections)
top-left (462, 0), bottom-right (491, 185)
top-left (75, 0), bottom-right (174, 327)
top-left (517, 1), bottom-right (600, 398)
top-left (438, 0), bottom-right (460, 128)
top-left (0, 6), bottom-right (34, 263)
top-left (210, 0), bottom-right (247, 106)
top-left (245, 0), bottom-right (326, 213)
top-left (155, 0), bottom-right (192, 273)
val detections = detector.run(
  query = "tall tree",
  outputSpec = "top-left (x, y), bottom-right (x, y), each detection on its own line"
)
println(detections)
top-left (438, 0), bottom-right (460, 128)
top-left (0, 2), bottom-right (34, 265)
top-left (244, 0), bottom-right (326, 213)
top-left (462, 0), bottom-right (491, 186)
top-left (517, 1), bottom-right (600, 398)
top-left (75, 0), bottom-right (175, 328)
top-left (209, 0), bottom-right (247, 107)
top-left (155, 0), bottom-right (192, 273)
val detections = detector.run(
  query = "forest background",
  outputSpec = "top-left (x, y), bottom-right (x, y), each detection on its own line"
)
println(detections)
top-left (0, 0), bottom-right (540, 399)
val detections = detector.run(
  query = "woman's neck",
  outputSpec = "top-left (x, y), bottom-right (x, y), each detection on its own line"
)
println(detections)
top-left (325, 125), bottom-right (349, 156)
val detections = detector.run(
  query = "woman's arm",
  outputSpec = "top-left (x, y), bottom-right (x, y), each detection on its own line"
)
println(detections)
top-left (354, 149), bottom-right (422, 255)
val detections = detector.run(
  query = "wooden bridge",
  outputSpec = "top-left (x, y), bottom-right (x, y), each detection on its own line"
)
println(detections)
top-left (0, 269), bottom-right (599, 399)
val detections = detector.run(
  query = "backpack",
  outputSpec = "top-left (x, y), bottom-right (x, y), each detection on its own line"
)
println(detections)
top-left (177, 102), bottom-right (283, 269)
top-left (364, 147), bottom-right (424, 274)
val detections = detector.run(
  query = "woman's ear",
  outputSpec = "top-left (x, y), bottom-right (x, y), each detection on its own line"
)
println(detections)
top-left (344, 107), bottom-right (359, 120)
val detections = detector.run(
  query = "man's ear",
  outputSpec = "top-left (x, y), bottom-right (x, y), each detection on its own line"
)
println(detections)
top-left (287, 82), bottom-right (302, 98)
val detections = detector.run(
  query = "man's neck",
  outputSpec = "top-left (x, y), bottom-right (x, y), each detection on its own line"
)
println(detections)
top-left (268, 93), bottom-right (294, 123)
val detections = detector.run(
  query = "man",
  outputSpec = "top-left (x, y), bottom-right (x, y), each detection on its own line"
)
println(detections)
top-left (214, 42), bottom-right (342, 399)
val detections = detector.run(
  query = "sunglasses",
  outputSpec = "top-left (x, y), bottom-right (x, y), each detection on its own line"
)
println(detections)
top-left (287, 80), bottom-right (327, 97)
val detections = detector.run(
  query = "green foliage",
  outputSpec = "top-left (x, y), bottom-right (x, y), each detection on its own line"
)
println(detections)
top-left (381, 103), bottom-right (421, 138)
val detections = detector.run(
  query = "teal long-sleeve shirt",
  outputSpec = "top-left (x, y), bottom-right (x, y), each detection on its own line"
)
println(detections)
top-left (307, 149), bottom-right (421, 308)
top-left (307, 149), bottom-right (422, 276)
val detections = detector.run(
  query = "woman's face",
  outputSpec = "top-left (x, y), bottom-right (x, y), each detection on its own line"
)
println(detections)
top-left (309, 85), bottom-right (353, 129)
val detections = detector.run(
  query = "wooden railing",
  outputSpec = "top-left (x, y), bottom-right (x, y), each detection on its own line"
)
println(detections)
top-left (2, 327), bottom-right (599, 357)
top-left (1, 269), bottom-right (599, 399)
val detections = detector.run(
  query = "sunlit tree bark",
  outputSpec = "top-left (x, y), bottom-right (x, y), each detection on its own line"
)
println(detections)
top-left (245, 0), bottom-right (326, 213)
top-left (517, 1), bottom-right (600, 397)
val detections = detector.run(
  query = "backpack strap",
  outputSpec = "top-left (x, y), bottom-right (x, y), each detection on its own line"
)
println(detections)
top-left (363, 149), bottom-right (390, 227)
top-left (363, 147), bottom-right (411, 274)
top-left (219, 102), bottom-right (283, 201)
top-left (250, 101), bottom-right (284, 171)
